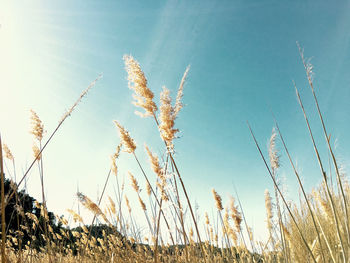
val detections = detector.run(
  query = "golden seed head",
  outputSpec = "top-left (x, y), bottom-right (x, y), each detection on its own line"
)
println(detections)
top-left (205, 212), bottom-right (210, 225)
top-left (67, 209), bottom-right (84, 224)
top-left (114, 121), bottom-right (136, 153)
top-left (212, 189), bottom-right (223, 211)
top-left (223, 208), bottom-right (230, 228)
top-left (32, 144), bottom-right (41, 161)
top-left (138, 196), bottom-right (146, 211)
top-left (125, 195), bottom-right (131, 213)
top-left (129, 172), bottom-right (140, 193)
top-left (159, 86), bottom-right (179, 148)
top-left (111, 143), bottom-right (122, 176)
top-left (157, 179), bottom-right (169, 202)
top-left (229, 195), bottom-right (242, 231)
top-left (281, 223), bottom-right (290, 241)
top-left (82, 225), bottom-right (89, 234)
top-left (146, 181), bottom-right (152, 196)
top-left (77, 192), bottom-right (110, 224)
top-left (313, 189), bottom-right (332, 221)
top-left (144, 145), bottom-right (162, 177)
top-left (25, 212), bottom-right (39, 225)
top-left (30, 109), bottom-right (44, 141)
top-left (111, 155), bottom-right (118, 176)
top-left (189, 227), bottom-right (194, 238)
top-left (3, 144), bottom-right (14, 160)
top-left (123, 54), bottom-right (157, 117)
top-left (108, 196), bottom-right (116, 215)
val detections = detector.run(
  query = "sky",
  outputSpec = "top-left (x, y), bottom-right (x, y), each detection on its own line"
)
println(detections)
top-left (1, 0), bottom-right (350, 242)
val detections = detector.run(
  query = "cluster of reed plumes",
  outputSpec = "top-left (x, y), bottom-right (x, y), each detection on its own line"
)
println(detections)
top-left (0, 49), bottom-right (350, 263)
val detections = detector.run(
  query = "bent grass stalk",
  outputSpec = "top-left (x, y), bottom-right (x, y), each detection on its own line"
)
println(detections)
top-left (132, 152), bottom-right (175, 246)
top-left (152, 112), bottom-right (206, 259)
top-left (123, 55), bottom-right (206, 258)
top-left (247, 122), bottom-right (317, 263)
top-left (233, 184), bottom-right (254, 253)
top-left (298, 45), bottom-right (350, 247)
top-left (5, 75), bottom-right (102, 210)
top-left (273, 117), bottom-right (329, 262)
top-left (295, 84), bottom-right (347, 262)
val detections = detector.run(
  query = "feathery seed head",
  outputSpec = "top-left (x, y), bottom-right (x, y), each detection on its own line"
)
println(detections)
top-left (159, 86), bottom-right (179, 148)
top-left (138, 196), bottom-right (147, 211)
top-left (205, 212), bottom-right (210, 225)
top-left (125, 195), bottom-right (131, 213)
top-left (111, 155), bottom-right (118, 176)
top-left (30, 110), bottom-right (44, 141)
top-left (146, 181), bottom-right (152, 196)
top-left (77, 192), bottom-right (109, 223)
top-left (108, 196), bottom-right (116, 215)
top-left (157, 179), bottom-right (169, 202)
top-left (145, 145), bottom-right (162, 177)
top-left (212, 189), bottom-right (223, 211)
top-left (114, 121), bottom-right (136, 153)
top-left (32, 144), bottom-right (41, 161)
top-left (111, 144), bottom-right (122, 176)
top-left (174, 65), bottom-right (190, 117)
top-left (229, 195), bottom-right (242, 231)
top-left (269, 128), bottom-right (280, 172)
top-left (129, 172), bottom-right (140, 193)
top-left (123, 55), bottom-right (157, 116)
top-left (3, 144), bottom-right (14, 160)
top-left (25, 212), bottom-right (39, 226)
top-left (282, 223), bottom-right (291, 241)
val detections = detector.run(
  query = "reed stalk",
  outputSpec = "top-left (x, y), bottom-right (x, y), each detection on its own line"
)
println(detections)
top-left (295, 85), bottom-right (347, 262)
top-left (5, 75), bottom-right (102, 209)
top-left (247, 122), bottom-right (317, 263)
top-left (273, 118), bottom-right (328, 262)
top-left (298, 45), bottom-right (350, 248)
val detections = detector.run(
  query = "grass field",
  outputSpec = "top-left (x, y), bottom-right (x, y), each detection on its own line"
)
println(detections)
top-left (0, 52), bottom-right (349, 263)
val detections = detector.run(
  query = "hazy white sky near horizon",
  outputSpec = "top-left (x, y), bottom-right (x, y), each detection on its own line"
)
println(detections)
top-left (1, 0), bottom-right (350, 241)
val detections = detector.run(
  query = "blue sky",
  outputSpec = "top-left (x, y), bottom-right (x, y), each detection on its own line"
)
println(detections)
top-left (1, 0), bottom-right (350, 240)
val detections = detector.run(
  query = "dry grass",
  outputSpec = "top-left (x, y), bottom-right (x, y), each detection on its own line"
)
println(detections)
top-left (0, 51), bottom-right (349, 263)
